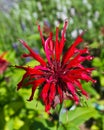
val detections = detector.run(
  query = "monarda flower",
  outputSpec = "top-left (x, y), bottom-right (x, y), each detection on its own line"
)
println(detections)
top-left (0, 52), bottom-right (9, 74)
top-left (16, 20), bottom-right (96, 113)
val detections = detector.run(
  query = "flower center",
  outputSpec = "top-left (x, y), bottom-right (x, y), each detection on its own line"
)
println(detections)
top-left (45, 60), bottom-right (64, 83)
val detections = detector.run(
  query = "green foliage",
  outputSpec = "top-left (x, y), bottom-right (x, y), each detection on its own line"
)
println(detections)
top-left (59, 107), bottom-right (100, 130)
top-left (58, 123), bottom-right (79, 130)
top-left (0, 0), bottom-right (104, 129)
top-left (60, 107), bottom-right (99, 124)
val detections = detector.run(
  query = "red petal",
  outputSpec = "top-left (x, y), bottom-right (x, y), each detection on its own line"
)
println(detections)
top-left (35, 65), bottom-right (50, 71)
top-left (27, 85), bottom-right (37, 101)
top-left (67, 82), bottom-right (79, 103)
top-left (74, 80), bottom-right (88, 97)
top-left (44, 34), bottom-right (54, 64)
top-left (19, 39), bottom-right (46, 66)
top-left (80, 73), bottom-right (96, 83)
top-left (38, 82), bottom-right (51, 113)
top-left (16, 65), bottom-right (45, 91)
top-left (44, 38), bottom-right (52, 64)
top-left (17, 72), bottom-right (28, 90)
top-left (67, 82), bottom-right (76, 95)
top-left (48, 33), bottom-right (54, 51)
top-left (28, 78), bottom-right (45, 101)
top-left (55, 27), bottom-right (60, 61)
top-left (38, 25), bottom-right (45, 48)
top-left (58, 20), bottom-right (68, 59)
top-left (68, 69), bottom-right (96, 83)
top-left (62, 36), bottom-right (83, 64)
top-left (45, 104), bottom-right (51, 113)
top-left (49, 83), bottom-right (56, 105)
top-left (41, 83), bottom-right (50, 103)
top-left (28, 67), bottom-right (43, 75)
top-left (57, 85), bottom-right (63, 103)
top-left (66, 55), bottom-right (93, 69)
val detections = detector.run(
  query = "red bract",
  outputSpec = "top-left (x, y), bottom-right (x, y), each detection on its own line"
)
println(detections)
top-left (16, 20), bottom-right (96, 113)
top-left (0, 52), bottom-right (8, 74)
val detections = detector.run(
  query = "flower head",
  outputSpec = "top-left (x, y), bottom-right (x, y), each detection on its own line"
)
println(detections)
top-left (16, 20), bottom-right (96, 113)
top-left (0, 52), bottom-right (9, 74)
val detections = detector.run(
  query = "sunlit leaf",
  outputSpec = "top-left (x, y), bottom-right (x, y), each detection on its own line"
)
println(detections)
top-left (59, 107), bottom-right (100, 126)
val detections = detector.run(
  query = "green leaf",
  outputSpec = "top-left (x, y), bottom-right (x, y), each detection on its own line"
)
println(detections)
top-left (59, 107), bottom-right (99, 127)
top-left (89, 41), bottom-right (99, 49)
top-left (66, 124), bottom-right (79, 130)
top-left (5, 118), bottom-right (14, 130)
top-left (92, 70), bottom-right (99, 77)
top-left (58, 123), bottom-right (79, 130)
top-left (58, 125), bottom-right (65, 130)
top-left (100, 76), bottom-right (104, 87)
top-left (92, 57), bottom-right (103, 67)
top-left (69, 107), bottom-right (99, 125)
top-left (7, 100), bottom-right (25, 116)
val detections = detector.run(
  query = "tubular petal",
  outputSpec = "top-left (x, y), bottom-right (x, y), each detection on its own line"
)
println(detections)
top-left (67, 82), bottom-right (79, 103)
top-left (45, 104), bottom-right (51, 113)
top-left (49, 83), bottom-right (56, 105)
top-left (57, 85), bottom-right (63, 103)
top-left (55, 27), bottom-right (60, 61)
top-left (59, 20), bottom-right (68, 59)
top-left (17, 72), bottom-right (28, 90)
top-left (28, 78), bottom-right (45, 101)
top-left (41, 83), bottom-right (50, 103)
top-left (38, 25), bottom-right (45, 47)
top-left (44, 37), bottom-right (54, 64)
top-left (74, 80), bottom-right (88, 97)
top-left (62, 36), bottom-right (83, 64)
top-left (66, 55), bottom-right (93, 69)
top-left (19, 39), bottom-right (46, 66)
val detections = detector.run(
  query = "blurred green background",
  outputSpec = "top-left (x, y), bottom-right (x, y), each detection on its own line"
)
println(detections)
top-left (0, 0), bottom-right (104, 130)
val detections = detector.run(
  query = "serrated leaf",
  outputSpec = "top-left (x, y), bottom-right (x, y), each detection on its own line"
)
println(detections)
top-left (59, 107), bottom-right (99, 126)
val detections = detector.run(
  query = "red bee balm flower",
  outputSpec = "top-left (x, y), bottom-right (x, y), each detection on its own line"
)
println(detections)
top-left (0, 52), bottom-right (8, 74)
top-left (16, 20), bottom-right (96, 113)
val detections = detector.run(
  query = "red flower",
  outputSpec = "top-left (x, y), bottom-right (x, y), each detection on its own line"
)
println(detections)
top-left (16, 20), bottom-right (96, 113)
top-left (0, 52), bottom-right (8, 74)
